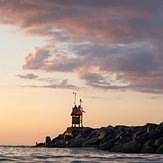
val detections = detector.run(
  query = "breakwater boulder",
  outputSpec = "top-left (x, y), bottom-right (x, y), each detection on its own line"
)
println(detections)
top-left (35, 122), bottom-right (163, 154)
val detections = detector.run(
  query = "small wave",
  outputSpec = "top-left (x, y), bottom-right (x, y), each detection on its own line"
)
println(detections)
top-left (0, 157), bottom-right (15, 162)
top-left (0, 146), bottom-right (162, 162)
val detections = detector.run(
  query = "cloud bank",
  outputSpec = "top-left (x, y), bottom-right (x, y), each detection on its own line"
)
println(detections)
top-left (1, 0), bottom-right (163, 93)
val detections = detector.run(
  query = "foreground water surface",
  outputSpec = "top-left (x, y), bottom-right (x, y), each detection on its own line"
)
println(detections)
top-left (0, 146), bottom-right (162, 162)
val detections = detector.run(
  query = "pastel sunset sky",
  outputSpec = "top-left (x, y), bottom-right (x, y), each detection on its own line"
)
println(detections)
top-left (0, 0), bottom-right (163, 145)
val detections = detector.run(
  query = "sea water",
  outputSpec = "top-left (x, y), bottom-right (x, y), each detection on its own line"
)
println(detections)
top-left (0, 146), bottom-right (162, 162)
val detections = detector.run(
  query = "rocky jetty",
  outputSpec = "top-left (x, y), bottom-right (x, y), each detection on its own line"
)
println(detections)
top-left (36, 122), bottom-right (163, 154)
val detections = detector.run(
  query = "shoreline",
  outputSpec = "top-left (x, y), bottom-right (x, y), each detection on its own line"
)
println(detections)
top-left (36, 122), bottom-right (163, 154)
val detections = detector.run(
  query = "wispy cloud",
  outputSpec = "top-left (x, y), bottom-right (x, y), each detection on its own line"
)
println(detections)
top-left (21, 79), bottom-right (79, 90)
top-left (84, 96), bottom-right (106, 100)
top-left (16, 73), bottom-right (38, 80)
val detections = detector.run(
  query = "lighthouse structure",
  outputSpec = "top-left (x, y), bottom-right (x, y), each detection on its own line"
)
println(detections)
top-left (64, 93), bottom-right (85, 137)
top-left (71, 92), bottom-right (85, 128)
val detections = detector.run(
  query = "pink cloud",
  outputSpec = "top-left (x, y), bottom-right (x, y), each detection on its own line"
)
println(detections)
top-left (22, 42), bottom-right (163, 93)
top-left (23, 47), bottom-right (50, 70)
top-left (0, 1), bottom-right (163, 93)
top-left (1, 0), bottom-right (161, 43)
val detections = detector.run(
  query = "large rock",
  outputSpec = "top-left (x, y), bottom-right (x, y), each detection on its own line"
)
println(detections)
top-left (146, 123), bottom-right (158, 132)
top-left (45, 136), bottom-right (51, 147)
top-left (114, 125), bottom-right (129, 132)
top-left (53, 139), bottom-right (66, 147)
top-left (87, 129), bottom-right (99, 139)
top-left (35, 142), bottom-right (45, 147)
top-left (148, 130), bottom-right (159, 140)
top-left (132, 128), bottom-right (146, 140)
top-left (110, 144), bottom-right (123, 152)
top-left (141, 145), bottom-right (155, 153)
top-left (156, 144), bottom-right (163, 154)
top-left (99, 139), bottom-right (115, 150)
top-left (71, 130), bottom-right (81, 138)
top-left (69, 137), bottom-right (87, 147)
top-left (36, 123), bottom-right (163, 154)
top-left (123, 140), bottom-right (142, 153)
top-left (119, 135), bottom-right (132, 144)
top-left (80, 128), bottom-right (101, 147)
top-left (154, 137), bottom-right (163, 147)
top-left (156, 122), bottom-right (163, 134)
top-left (97, 128), bottom-right (109, 140)
top-left (82, 136), bottom-right (100, 147)
top-left (99, 134), bottom-right (114, 145)
top-left (137, 132), bottom-right (148, 143)
top-left (144, 139), bottom-right (154, 147)
top-left (50, 134), bottom-right (66, 147)
top-left (105, 125), bottom-right (117, 133)
top-left (51, 134), bottom-right (64, 144)
top-left (117, 130), bottom-right (132, 144)
top-left (82, 127), bottom-right (94, 137)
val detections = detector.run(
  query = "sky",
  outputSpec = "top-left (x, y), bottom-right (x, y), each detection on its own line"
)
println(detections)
top-left (0, 0), bottom-right (163, 145)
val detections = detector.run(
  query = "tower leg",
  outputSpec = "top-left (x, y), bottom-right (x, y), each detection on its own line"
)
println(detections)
top-left (81, 114), bottom-right (83, 127)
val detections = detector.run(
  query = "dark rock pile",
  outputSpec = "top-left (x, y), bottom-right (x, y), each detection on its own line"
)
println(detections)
top-left (36, 122), bottom-right (163, 154)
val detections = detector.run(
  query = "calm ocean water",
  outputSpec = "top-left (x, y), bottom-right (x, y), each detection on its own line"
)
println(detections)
top-left (0, 146), bottom-right (162, 162)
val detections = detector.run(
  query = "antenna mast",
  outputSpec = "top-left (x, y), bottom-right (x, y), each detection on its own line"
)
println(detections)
top-left (73, 92), bottom-right (77, 105)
